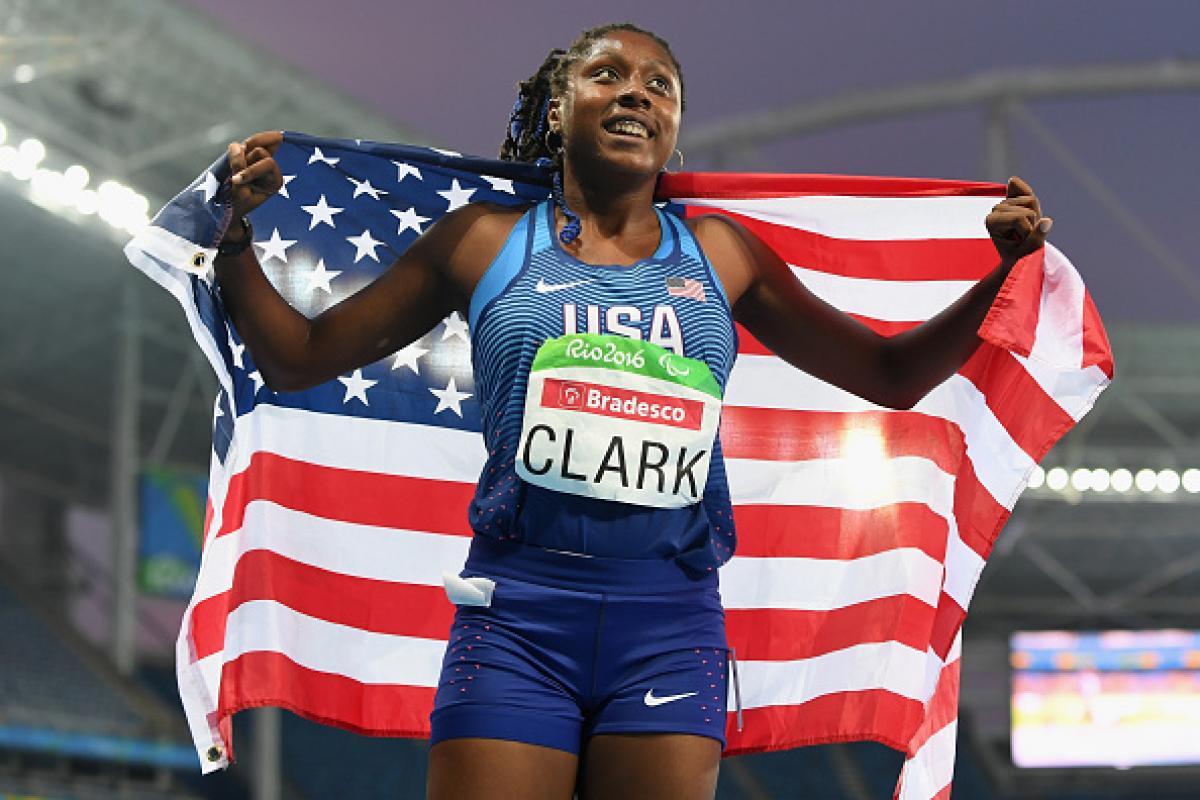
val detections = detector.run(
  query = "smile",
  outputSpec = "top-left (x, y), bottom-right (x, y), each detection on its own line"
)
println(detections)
top-left (604, 118), bottom-right (652, 139)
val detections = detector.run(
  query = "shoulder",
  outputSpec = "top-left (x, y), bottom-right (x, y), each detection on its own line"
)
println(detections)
top-left (413, 201), bottom-right (533, 285)
top-left (684, 213), bottom-right (759, 305)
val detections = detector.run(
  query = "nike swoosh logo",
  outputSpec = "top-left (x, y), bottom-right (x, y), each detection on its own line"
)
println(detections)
top-left (535, 278), bottom-right (594, 294)
top-left (643, 689), bottom-right (699, 707)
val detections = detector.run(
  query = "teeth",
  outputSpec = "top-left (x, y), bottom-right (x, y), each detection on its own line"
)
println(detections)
top-left (610, 120), bottom-right (649, 138)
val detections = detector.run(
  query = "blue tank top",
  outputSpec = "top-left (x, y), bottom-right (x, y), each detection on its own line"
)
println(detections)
top-left (467, 200), bottom-right (738, 574)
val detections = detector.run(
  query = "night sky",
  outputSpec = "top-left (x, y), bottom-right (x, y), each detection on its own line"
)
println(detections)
top-left (181, 0), bottom-right (1199, 323)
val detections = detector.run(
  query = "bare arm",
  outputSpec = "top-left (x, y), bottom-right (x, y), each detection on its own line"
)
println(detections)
top-left (697, 177), bottom-right (1052, 409)
top-left (213, 132), bottom-right (514, 392)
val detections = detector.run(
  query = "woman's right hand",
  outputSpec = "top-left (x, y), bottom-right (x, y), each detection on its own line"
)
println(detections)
top-left (227, 131), bottom-right (284, 219)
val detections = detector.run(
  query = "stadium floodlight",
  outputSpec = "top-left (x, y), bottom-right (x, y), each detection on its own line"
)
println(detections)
top-left (0, 121), bottom-right (6, 146)
top-left (1182, 469), bottom-right (1200, 494)
top-left (1070, 468), bottom-right (1093, 492)
top-left (75, 188), bottom-right (99, 215)
top-left (1157, 469), bottom-right (1181, 494)
top-left (1027, 465), bottom-right (1045, 489)
top-left (18, 138), bottom-right (45, 166)
top-left (14, 64), bottom-right (35, 84)
top-left (1111, 468), bottom-right (1133, 493)
top-left (0, 145), bottom-right (16, 172)
top-left (1046, 467), bottom-right (1070, 492)
top-left (1135, 469), bottom-right (1158, 492)
top-left (63, 165), bottom-right (90, 190)
top-left (1089, 468), bottom-right (1111, 492)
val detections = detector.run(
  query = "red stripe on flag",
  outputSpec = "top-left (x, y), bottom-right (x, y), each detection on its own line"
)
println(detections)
top-left (722, 690), bottom-right (927, 756)
top-left (977, 251), bottom-right (1044, 359)
top-left (721, 407), bottom-right (965, 474)
top-left (712, 209), bottom-right (1000, 281)
top-left (958, 345), bottom-right (1075, 462)
top-left (1082, 291), bottom-right (1114, 378)
top-left (219, 651), bottom-right (435, 738)
top-left (928, 593), bottom-right (967, 662)
top-left (727, 595), bottom-right (936, 662)
top-left (660, 172), bottom-right (1004, 200)
top-left (736, 318), bottom-right (922, 358)
top-left (732, 503), bottom-right (949, 561)
top-left (218, 452), bottom-right (475, 538)
top-left (190, 550), bottom-right (456, 661)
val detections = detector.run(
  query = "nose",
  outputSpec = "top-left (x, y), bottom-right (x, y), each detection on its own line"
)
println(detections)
top-left (617, 83), bottom-right (651, 109)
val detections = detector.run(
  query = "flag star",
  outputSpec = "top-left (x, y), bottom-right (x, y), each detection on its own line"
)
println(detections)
top-left (308, 147), bottom-right (340, 167)
top-left (248, 370), bottom-right (266, 394)
top-left (354, 138), bottom-right (363, 146)
top-left (483, 175), bottom-right (515, 194)
top-left (301, 194), bottom-right (344, 230)
top-left (391, 342), bottom-right (429, 374)
top-left (346, 175), bottom-right (387, 200)
top-left (302, 258), bottom-right (341, 295)
top-left (278, 174), bottom-right (296, 199)
top-left (194, 170), bottom-right (219, 203)
top-left (430, 146), bottom-right (462, 157)
top-left (429, 376), bottom-right (471, 417)
top-left (213, 395), bottom-right (224, 419)
top-left (255, 228), bottom-right (297, 263)
top-left (346, 228), bottom-right (385, 263)
top-left (392, 161), bottom-right (422, 182)
top-left (227, 333), bottom-right (245, 369)
top-left (438, 179), bottom-right (476, 211)
top-left (440, 311), bottom-right (470, 343)
top-left (391, 206), bottom-right (430, 235)
top-left (337, 368), bottom-right (378, 405)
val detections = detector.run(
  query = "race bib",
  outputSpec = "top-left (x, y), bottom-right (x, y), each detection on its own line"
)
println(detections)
top-left (516, 334), bottom-right (723, 508)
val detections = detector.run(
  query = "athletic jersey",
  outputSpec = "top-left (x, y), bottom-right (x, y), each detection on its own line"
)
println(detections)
top-left (467, 199), bottom-right (738, 574)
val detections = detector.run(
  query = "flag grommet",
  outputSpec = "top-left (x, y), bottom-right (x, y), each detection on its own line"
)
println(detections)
top-left (192, 252), bottom-right (207, 270)
top-left (205, 745), bottom-right (223, 762)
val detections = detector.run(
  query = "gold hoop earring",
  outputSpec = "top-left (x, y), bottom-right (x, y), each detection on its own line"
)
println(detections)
top-left (544, 128), bottom-right (563, 158)
top-left (664, 148), bottom-right (685, 173)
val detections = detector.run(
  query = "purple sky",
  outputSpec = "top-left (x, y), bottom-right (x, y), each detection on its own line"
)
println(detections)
top-left (182, 0), bottom-right (1199, 323)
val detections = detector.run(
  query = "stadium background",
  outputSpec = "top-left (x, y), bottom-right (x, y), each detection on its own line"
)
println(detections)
top-left (0, 0), bottom-right (1196, 797)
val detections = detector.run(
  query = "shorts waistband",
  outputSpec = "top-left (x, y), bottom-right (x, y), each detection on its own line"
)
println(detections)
top-left (465, 536), bottom-right (718, 594)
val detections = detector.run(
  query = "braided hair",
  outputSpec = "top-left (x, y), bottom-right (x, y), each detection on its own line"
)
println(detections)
top-left (499, 23), bottom-right (686, 245)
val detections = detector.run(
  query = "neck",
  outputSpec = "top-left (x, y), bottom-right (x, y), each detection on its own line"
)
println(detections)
top-left (558, 156), bottom-right (660, 242)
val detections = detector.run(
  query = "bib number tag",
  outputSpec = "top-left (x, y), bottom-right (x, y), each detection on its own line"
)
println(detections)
top-left (516, 334), bottom-right (722, 508)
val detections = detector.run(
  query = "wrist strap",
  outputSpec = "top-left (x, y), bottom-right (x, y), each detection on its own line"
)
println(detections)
top-left (217, 216), bottom-right (253, 258)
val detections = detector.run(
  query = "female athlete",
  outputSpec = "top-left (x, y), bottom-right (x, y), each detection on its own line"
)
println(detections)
top-left (213, 22), bottom-right (1049, 800)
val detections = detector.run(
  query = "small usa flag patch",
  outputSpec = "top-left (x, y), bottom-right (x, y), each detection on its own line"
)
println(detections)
top-left (665, 275), bottom-right (706, 302)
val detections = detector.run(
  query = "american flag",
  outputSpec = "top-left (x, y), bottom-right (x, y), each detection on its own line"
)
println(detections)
top-left (125, 133), bottom-right (1112, 799)
top-left (665, 274), bottom-right (707, 302)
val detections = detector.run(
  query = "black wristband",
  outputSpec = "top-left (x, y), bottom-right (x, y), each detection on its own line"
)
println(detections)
top-left (217, 216), bottom-right (254, 258)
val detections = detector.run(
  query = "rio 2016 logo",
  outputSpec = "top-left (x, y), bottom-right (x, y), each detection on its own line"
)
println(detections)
top-left (658, 352), bottom-right (690, 378)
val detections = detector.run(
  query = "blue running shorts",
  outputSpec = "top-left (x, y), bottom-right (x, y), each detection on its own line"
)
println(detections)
top-left (430, 537), bottom-right (731, 754)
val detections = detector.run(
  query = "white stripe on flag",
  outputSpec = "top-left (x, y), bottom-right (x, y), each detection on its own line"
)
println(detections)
top-left (672, 195), bottom-right (997, 240)
top-left (790, 265), bottom-right (973, 321)
top-left (898, 720), bottom-right (958, 800)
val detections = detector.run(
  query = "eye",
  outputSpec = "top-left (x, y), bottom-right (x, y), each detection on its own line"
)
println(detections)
top-left (593, 66), bottom-right (619, 81)
top-left (648, 76), bottom-right (672, 93)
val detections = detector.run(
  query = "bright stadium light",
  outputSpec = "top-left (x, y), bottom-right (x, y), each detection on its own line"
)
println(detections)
top-left (1046, 467), bottom-right (1069, 492)
top-left (75, 188), bottom-right (99, 215)
top-left (0, 145), bottom-right (16, 172)
top-left (63, 164), bottom-right (90, 189)
top-left (1028, 465), bottom-right (1045, 489)
top-left (18, 138), bottom-right (45, 165)
top-left (1183, 469), bottom-right (1200, 494)
top-left (1157, 469), bottom-right (1181, 494)
top-left (1135, 469), bottom-right (1158, 492)
top-left (1071, 468), bottom-right (1093, 492)
top-left (1090, 468), bottom-right (1111, 493)
top-left (0, 121), bottom-right (6, 145)
top-left (14, 64), bottom-right (35, 83)
top-left (1111, 468), bottom-right (1133, 493)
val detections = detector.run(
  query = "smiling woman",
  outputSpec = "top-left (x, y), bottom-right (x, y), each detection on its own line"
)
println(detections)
top-left (210, 20), bottom-right (1052, 800)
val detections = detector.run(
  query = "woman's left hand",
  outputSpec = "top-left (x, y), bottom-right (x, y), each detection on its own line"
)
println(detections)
top-left (986, 176), bottom-right (1053, 266)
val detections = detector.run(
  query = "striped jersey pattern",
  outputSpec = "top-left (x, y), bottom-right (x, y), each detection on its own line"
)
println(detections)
top-left (123, 136), bottom-right (1111, 800)
top-left (469, 200), bottom-right (739, 567)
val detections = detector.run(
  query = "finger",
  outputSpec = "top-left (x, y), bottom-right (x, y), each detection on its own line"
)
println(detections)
top-left (244, 146), bottom-right (271, 166)
top-left (227, 141), bottom-right (247, 175)
top-left (243, 130), bottom-right (283, 155)
top-left (995, 195), bottom-right (1039, 211)
top-left (1006, 175), bottom-right (1033, 199)
top-left (235, 158), bottom-right (279, 188)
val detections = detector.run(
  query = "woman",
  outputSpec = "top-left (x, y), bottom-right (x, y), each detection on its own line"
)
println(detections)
top-left (215, 23), bottom-right (1049, 800)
